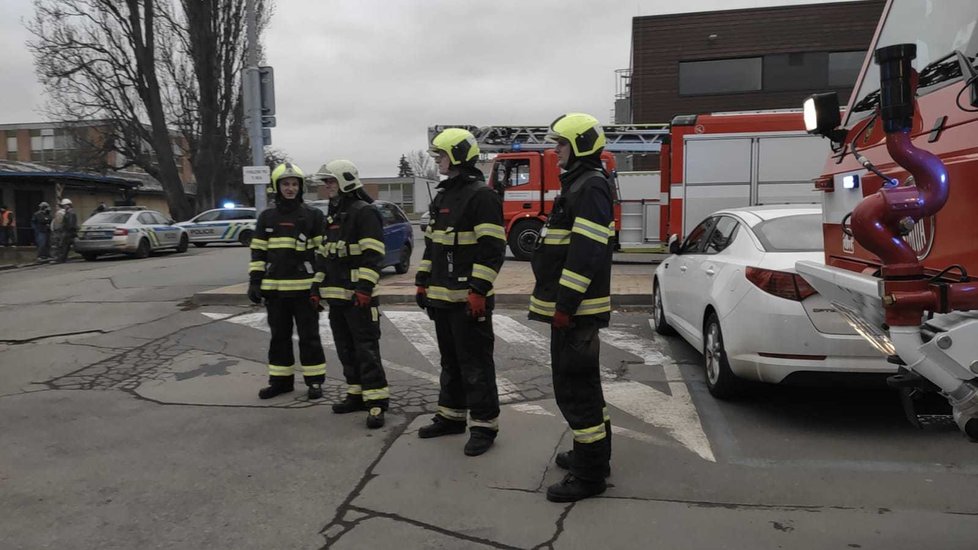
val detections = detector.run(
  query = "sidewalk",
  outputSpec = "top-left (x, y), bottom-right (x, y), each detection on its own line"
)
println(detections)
top-left (192, 260), bottom-right (656, 307)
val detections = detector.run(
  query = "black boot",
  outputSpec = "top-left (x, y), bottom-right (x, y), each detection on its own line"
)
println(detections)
top-left (332, 393), bottom-right (366, 414)
top-left (546, 473), bottom-right (607, 502)
top-left (258, 383), bottom-right (294, 400)
top-left (418, 415), bottom-right (467, 438)
top-left (464, 427), bottom-right (496, 456)
top-left (307, 385), bottom-right (323, 400)
top-left (366, 407), bottom-right (385, 429)
top-left (555, 450), bottom-right (610, 478)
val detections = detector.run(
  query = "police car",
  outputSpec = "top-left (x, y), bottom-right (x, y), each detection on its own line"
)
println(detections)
top-left (75, 207), bottom-right (189, 261)
top-left (174, 206), bottom-right (257, 247)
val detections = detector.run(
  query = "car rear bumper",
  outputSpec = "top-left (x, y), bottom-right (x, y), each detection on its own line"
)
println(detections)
top-left (74, 237), bottom-right (135, 254)
top-left (729, 353), bottom-right (896, 384)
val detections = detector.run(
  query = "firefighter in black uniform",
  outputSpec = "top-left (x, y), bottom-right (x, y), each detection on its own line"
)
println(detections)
top-left (415, 128), bottom-right (506, 456)
top-left (248, 163), bottom-right (328, 400)
top-left (529, 113), bottom-right (614, 502)
top-left (315, 159), bottom-right (390, 429)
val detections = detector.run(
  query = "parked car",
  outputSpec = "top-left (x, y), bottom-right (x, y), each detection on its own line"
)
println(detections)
top-left (174, 206), bottom-right (256, 247)
top-left (74, 208), bottom-right (189, 260)
top-left (307, 199), bottom-right (414, 274)
top-left (419, 210), bottom-right (431, 227)
top-left (652, 205), bottom-right (895, 398)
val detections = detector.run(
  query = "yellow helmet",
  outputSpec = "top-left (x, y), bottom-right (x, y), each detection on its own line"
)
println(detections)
top-left (319, 159), bottom-right (362, 193)
top-left (546, 113), bottom-right (606, 157)
top-left (270, 162), bottom-right (305, 195)
top-left (429, 128), bottom-right (480, 166)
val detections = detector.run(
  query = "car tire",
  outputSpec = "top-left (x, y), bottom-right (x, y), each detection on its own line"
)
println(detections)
top-left (508, 219), bottom-right (542, 261)
top-left (82, 253), bottom-right (99, 262)
top-left (176, 234), bottom-right (189, 253)
top-left (133, 238), bottom-right (150, 259)
top-left (652, 279), bottom-right (676, 336)
top-left (394, 244), bottom-right (411, 274)
top-left (193, 242), bottom-right (207, 248)
top-left (703, 311), bottom-right (742, 399)
top-left (238, 230), bottom-right (253, 247)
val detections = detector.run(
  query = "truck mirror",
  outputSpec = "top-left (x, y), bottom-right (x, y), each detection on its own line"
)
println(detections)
top-left (803, 92), bottom-right (846, 143)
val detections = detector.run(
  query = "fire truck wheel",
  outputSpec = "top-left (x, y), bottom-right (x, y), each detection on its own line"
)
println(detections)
top-left (704, 311), bottom-right (742, 400)
top-left (508, 219), bottom-right (542, 261)
top-left (652, 279), bottom-right (676, 335)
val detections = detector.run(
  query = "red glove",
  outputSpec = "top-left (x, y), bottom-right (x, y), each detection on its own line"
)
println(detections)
top-left (309, 293), bottom-right (322, 311)
top-left (466, 291), bottom-right (487, 319)
top-left (353, 290), bottom-right (372, 308)
top-left (415, 286), bottom-right (427, 310)
top-left (552, 310), bottom-right (572, 330)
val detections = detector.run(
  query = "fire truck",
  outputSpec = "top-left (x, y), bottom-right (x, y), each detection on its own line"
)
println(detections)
top-left (430, 112), bottom-right (830, 260)
top-left (795, 0), bottom-right (978, 438)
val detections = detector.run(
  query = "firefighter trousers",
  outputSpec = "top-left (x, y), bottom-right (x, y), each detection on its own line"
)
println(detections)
top-left (328, 303), bottom-right (389, 409)
top-left (430, 306), bottom-right (500, 431)
top-left (265, 296), bottom-right (326, 386)
top-left (552, 317), bottom-right (611, 481)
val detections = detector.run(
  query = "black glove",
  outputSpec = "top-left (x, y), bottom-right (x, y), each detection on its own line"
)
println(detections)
top-left (247, 283), bottom-right (263, 305)
top-left (415, 286), bottom-right (427, 310)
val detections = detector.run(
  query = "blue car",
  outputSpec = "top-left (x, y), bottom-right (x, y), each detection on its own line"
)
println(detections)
top-left (308, 199), bottom-right (414, 274)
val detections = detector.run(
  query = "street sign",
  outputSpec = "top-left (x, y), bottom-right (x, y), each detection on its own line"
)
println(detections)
top-left (242, 165), bottom-right (270, 185)
top-left (261, 128), bottom-right (272, 146)
top-left (261, 115), bottom-right (276, 128)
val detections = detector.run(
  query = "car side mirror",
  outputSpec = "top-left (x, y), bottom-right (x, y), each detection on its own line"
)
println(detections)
top-left (669, 240), bottom-right (681, 255)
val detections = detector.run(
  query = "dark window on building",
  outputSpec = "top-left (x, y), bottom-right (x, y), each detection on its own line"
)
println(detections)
top-left (763, 52), bottom-right (828, 91)
top-left (828, 51), bottom-right (865, 87)
top-left (679, 57), bottom-right (762, 95)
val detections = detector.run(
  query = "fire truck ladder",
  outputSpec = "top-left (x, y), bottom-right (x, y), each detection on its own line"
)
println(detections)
top-left (428, 123), bottom-right (669, 153)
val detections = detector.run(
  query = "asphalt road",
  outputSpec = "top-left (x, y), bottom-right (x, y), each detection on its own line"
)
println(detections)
top-left (0, 245), bottom-right (976, 549)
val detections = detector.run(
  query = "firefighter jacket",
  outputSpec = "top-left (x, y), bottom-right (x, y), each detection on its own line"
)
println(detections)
top-left (415, 169), bottom-right (506, 308)
top-left (249, 203), bottom-right (326, 296)
top-left (529, 158), bottom-right (613, 326)
top-left (314, 197), bottom-right (385, 306)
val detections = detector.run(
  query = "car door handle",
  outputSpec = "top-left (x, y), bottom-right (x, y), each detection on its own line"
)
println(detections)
top-left (705, 267), bottom-right (716, 276)
top-left (679, 265), bottom-right (687, 272)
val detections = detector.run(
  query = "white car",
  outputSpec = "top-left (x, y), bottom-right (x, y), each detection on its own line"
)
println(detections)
top-left (652, 205), bottom-right (895, 398)
top-left (75, 207), bottom-right (189, 260)
top-left (174, 206), bottom-right (257, 247)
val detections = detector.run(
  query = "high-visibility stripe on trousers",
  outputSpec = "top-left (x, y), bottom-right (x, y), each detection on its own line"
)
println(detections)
top-left (265, 296), bottom-right (326, 386)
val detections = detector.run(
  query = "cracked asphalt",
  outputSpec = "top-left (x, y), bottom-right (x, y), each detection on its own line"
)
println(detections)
top-left (1, 246), bottom-right (977, 549)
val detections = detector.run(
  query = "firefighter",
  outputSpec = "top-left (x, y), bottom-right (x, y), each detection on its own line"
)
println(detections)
top-left (415, 128), bottom-right (506, 456)
top-left (315, 160), bottom-right (390, 429)
top-left (529, 113), bottom-right (614, 502)
top-left (54, 199), bottom-right (77, 263)
top-left (248, 162), bottom-right (328, 400)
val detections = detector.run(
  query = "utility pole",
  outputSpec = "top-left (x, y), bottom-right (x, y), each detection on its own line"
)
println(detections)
top-left (244, 0), bottom-right (267, 212)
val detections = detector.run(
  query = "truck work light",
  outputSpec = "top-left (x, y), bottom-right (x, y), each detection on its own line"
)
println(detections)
top-left (803, 92), bottom-right (846, 143)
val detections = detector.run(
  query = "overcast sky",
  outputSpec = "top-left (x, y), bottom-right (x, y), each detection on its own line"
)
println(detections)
top-left (0, 0), bottom-right (861, 178)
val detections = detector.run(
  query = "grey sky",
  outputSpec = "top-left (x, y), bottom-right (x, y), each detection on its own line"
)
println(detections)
top-left (0, 0), bottom-right (863, 178)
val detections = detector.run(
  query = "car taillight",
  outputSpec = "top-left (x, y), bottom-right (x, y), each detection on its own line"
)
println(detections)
top-left (114, 228), bottom-right (129, 236)
top-left (745, 266), bottom-right (817, 302)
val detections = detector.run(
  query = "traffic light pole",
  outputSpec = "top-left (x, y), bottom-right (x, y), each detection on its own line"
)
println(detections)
top-left (245, 0), bottom-right (267, 212)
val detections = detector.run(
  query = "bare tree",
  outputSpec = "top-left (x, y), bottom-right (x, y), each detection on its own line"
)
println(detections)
top-left (28, 0), bottom-right (193, 220)
top-left (407, 150), bottom-right (438, 180)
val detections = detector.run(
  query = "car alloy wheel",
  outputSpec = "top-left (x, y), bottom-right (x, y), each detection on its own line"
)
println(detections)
top-left (703, 312), bottom-right (741, 399)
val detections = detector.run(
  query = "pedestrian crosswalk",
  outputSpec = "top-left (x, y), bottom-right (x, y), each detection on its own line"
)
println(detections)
top-left (203, 307), bottom-right (714, 461)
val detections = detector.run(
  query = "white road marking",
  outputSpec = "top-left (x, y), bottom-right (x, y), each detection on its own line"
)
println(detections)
top-left (511, 403), bottom-right (555, 416)
top-left (200, 312), bottom-right (234, 321)
top-left (492, 315), bottom-right (550, 367)
top-left (382, 359), bottom-right (440, 385)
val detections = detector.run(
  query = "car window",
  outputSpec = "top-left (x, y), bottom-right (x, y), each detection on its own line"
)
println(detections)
top-left (87, 212), bottom-right (132, 224)
top-left (752, 214), bottom-right (823, 252)
top-left (194, 210), bottom-right (222, 222)
top-left (388, 204), bottom-right (409, 224)
top-left (137, 212), bottom-right (156, 225)
top-left (377, 204), bottom-right (397, 227)
top-left (703, 216), bottom-right (739, 254)
top-left (681, 218), bottom-right (715, 253)
top-left (149, 211), bottom-right (170, 225)
top-left (233, 209), bottom-right (256, 220)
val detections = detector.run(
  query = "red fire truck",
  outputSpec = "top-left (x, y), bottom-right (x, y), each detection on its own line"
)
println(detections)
top-left (430, 112), bottom-right (830, 259)
top-left (796, 0), bottom-right (978, 437)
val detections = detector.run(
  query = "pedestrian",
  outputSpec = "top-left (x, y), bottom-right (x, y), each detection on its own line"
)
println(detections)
top-left (90, 201), bottom-right (107, 220)
top-left (414, 128), bottom-right (506, 456)
top-left (0, 204), bottom-right (14, 246)
top-left (31, 202), bottom-right (53, 261)
top-left (50, 201), bottom-right (65, 256)
top-left (529, 113), bottom-right (614, 502)
top-left (315, 160), bottom-right (390, 429)
top-left (54, 198), bottom-right (78, 263)
top-left (247, 163), bottom-right (328, 400)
